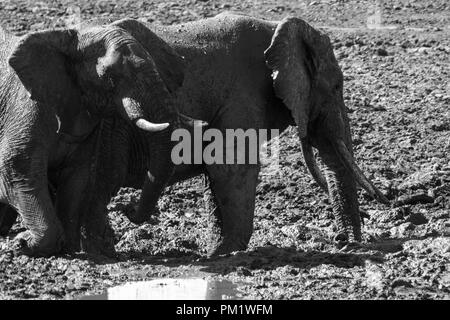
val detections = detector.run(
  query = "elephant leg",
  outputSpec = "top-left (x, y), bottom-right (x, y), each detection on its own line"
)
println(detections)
top-left (80, 191), bottom-right (116, 257)
top-left (54, 165), bottom-right (91, 253)
top-left (0, 204), bottom-right (18, 237)
top-left (0, 178), bottom-right (57, 238)
top-left (79, 121), bottom-right (122, 257)
top-left (11, 181), bottom-right (65, 256)
top-left (205, 164), bottom-right (260, 257)
top-left (131, 173), bottom-right (164, 223)
top-left (127, 164), bottom-right (205, 224)
top-left (77, 168), bottom-right (116, 256)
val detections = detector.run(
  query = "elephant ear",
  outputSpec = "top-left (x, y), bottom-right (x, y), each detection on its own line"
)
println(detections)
top-left (111, 18), bottom-right (186, 93)
top-left (8, 29), bottom-right (96, 140)
top-left (264, 17), bottom-right (330, 139)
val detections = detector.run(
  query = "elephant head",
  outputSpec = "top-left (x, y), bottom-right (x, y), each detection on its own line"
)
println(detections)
top-left (8, 19), bottom-right (186, 211)
top-left (9, 20), bottom-right (182, 138)
top-left (265, 17), bottom-right (389, 243)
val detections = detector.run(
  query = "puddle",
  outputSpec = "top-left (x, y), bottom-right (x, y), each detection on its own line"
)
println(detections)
top-left (319, 26), bottom-right (398, 32)
top-left (81, 278), bottom-right (240, 300)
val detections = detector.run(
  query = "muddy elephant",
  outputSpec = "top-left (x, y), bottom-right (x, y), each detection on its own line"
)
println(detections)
top-left (0, 18), bottom-right (189, 256)
top-left (127, 13), bottom-right (389, 257)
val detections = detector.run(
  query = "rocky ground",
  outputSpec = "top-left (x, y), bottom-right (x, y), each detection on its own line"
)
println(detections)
top-left (0, 0), bottom-right (449, 300)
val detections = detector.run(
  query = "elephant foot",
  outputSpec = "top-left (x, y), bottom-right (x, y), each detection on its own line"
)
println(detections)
top-left (81, 238), bottom-right (116, 257)
top-left (206, 237), bottom-right (249, 258)
top-left (0, 204), bottom-right (18, 237)
top-left (81, 227), bottom-right (116, 258)
top-left (13, 230), bottom-right (65, 257)
top-left (0, 222), bottom-right (13, 237)
top-left (334, 230), bottom-right (362, 242)
top-left (61, 239), bottom-right (81, 254)
top-left (334, 231), bottom-right (363, 251)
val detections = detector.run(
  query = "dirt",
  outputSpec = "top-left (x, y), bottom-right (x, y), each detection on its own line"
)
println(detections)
top-left (0, 0), bottom-right (449, 300)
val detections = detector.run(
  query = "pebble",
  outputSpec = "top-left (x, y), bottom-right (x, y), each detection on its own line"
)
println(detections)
top-left (394, 192), bottom-right (434, 206)
top-left (390, 222), bottom-right (416, 238)
top-left (391, 278), bottom-right (413, 288)
top-left (397, 167), bottom-right (444, 191)
top-left (407, 212), bottom-right (429, 225)
top-left (376, 48), bottom-right (388, 56)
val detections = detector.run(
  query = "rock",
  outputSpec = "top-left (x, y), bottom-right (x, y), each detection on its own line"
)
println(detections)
top-left (391, 278), bottom-right (413, 288)
top-left (30, 22), bottom-right (45, 31)
top-left (184, 211), bottom-right (195, 218)
top-left (398, 137), bottom-right (416, 149)
top-left (430, 121), bottom-right (450, 132)
top-left (345, 40), bottom-right (354, 47)
top-left (369, 209), bottom-right (404, 224)
top-left (407, 212), bottom-right (428, 225)
top-left (119, 227), bottom-right (153, 244)
top-left (281, 224), bottom-right (310, 240)
top-left (394, 192), bottom-right (434, 206)
top-left (4, 5), bottom-right (17, 11)
top-left (236, 266), bottom-right (252, 277)
top-left (400, 40), bottom-right (412, 48)
top-left (397, 167), bottom-right (445, 191)
top-left (74, 282), bottom-right (90, 290)
top-left (417, 47), bottom-right (429, 54)
top-left (390, 222), bottom-right (416, 238)
top-left (376, 48), bottom-right (388, 56)
top-left (403, 237), bottom-right (450, 255)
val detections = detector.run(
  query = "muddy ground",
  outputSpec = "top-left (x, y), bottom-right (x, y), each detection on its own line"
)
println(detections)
top-left (0, 0), bottom-right (449, 300)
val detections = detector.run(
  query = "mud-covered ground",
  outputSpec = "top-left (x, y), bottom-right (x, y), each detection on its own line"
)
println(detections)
top-left (0, 0), bottom-right (449, 300)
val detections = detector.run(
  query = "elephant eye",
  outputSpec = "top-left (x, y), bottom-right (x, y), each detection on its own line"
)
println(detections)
top-left (105, 76), bottom-right (115, 89)
top-left (97, 67), bottom-right (116, 89)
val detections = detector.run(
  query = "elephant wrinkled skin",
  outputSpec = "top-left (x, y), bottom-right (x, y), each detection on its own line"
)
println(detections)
top-left (0, 19), bottom-right (187, 256)
top-left (134, 13), bottom-right (389, 257)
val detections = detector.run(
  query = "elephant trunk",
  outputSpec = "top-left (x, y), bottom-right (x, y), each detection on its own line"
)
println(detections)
top-left (123, 73), bottom-right (178, 224)
top-left (318, 139), bottom-right (361, 243)
top-left (129, 113), bottom-right (208, 224)
top-left (308, 105), bottom-right (389, 242)
top-left (133, 128), bottom-right (174, 224)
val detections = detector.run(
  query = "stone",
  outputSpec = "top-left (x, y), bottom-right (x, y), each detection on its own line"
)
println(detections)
top-left (376, 48), bottom-right (388, 56)
top-left (407, 212), bottom-right (428, 225)
top-left (390, 222), bottom-right (416, 238)
top-left (397, 167), bottom-right (445, 191)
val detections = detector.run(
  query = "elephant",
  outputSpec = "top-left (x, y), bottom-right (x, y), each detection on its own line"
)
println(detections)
top-left (0, 18), bottom-right (191, 257)
top-left (128, 13), bottom-right (389, 257)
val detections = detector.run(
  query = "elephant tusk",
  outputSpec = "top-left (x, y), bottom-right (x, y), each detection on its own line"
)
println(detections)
top-left (135, 118), bottom-right (170, 132)
top-left (300, 138), bottom-right (328, 192)
top-left (333, 139), bottom-right (389, 204)
top-left (179, 113), bottom-right (208, 128)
